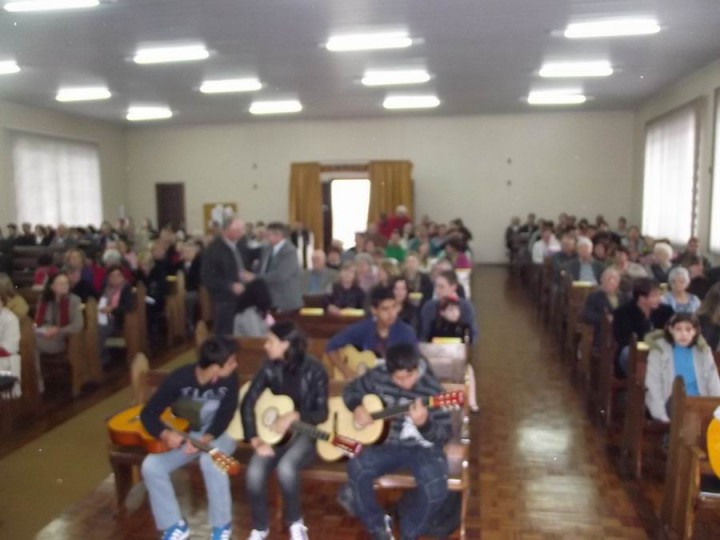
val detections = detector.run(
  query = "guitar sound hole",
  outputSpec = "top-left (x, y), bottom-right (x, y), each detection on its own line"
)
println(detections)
top-left (262, 408), bottom-right (279, 427)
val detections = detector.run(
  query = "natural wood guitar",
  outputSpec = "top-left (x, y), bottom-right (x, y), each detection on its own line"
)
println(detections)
top-left (708, 410), bottom-right (720, 478)
top-left (316, 390), bottom-right (465, 462)
top-left (107, 405), bottom-right (241, 476)
top-left (226, 383), bottom-right (362, 459)
top-left (332, 345), bottom-right (379, 380)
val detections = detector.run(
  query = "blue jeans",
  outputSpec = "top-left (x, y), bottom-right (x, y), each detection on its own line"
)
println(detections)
top-left (245, 434), bottom-right (317, 530)
top-left (347, 444), bottom-right (449, 540)
top-left (141, 432), bottom-right (236, 530)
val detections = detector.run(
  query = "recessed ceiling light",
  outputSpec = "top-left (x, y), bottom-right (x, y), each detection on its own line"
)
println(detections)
top-left (249, 100), bottom-right (302, 115)
top-left (361, 69), bottom-right (431, 86)
top-left (564, 18), bottom-right (661, 39)
top-left (200, 78), bottom-right (262, 94)
top-left (383, 95), bottom-right (440, 110)
top-left (325, 32), bottom-right (412, 52)
top-left (0, 60), bottom-right (20, 75)
top-left (56, 86), bottom-right (111, 102)
top-left (539, 61), bottom-right (613, 78)
top-left (133, 45), bottom-right (209, 65)
top-left (527, 91), bottom-right (587, 105)
top-left (126, 106), bottom-right (173, 121)
top-left (3, 0), bottom-right (98, 12)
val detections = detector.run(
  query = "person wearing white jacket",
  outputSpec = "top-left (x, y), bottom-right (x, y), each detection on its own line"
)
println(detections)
top-left (0, 290), bottom-right (21, 398)
top-left (645, 313), bottom-right (720, 423)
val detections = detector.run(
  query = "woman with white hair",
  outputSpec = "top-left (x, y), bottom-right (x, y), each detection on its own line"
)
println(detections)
top-left (648, 242), bottom-right (674, 283)
top-left (661, 266), bottom-right (701, 313)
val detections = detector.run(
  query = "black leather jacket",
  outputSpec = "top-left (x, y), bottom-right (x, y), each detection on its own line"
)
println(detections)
top-left (240, 354), bottom-right (328, 441)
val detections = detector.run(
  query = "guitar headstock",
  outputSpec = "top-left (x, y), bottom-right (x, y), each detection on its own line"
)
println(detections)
top-left (330, 433), bottom-right (363, 457)
top-left (429, 391), bottom-right (465, 410)
top-left (209, 449), bottom-right (241, 476)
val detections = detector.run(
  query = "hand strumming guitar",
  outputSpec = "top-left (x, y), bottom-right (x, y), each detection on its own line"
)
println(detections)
top-left (160, 429), bottom-right (185, 450)
top-left (183, 433), bottom-right (214, 455)
top-left (353, 405), bottom-right (373, 429)
top-left (271, 411), bottom-right (299, 436)
top-left (408, 398), bottom-right (429, 427)
top-left (251, 437), bottom-right (275, 457)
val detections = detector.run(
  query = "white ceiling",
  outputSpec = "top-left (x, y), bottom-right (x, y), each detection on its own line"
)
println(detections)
top-left (1, 0), bottom-right (720, 125)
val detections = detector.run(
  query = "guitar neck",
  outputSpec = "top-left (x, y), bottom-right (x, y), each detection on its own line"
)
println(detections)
top-left (165, 426), bottom-right (214, 453)
top-left (289, 420), bottom-right (331, 443)
top-left (370, 395), bottom-right (432, 421)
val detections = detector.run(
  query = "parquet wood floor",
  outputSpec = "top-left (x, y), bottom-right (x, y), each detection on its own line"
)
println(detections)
top-left (13, 267), bottom-right (720, 539)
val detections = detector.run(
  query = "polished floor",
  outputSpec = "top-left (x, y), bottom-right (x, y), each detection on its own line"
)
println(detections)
top-left (2, 267), bottom-right (709, 539)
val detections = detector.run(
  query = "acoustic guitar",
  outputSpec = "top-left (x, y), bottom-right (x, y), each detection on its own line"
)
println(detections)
top-left (107, 405), bottom-right (241, 476)
top-left (707, 406), bottom-right (720, 479)
top-left (316, 390), bottom-right (465, 462)
top-left (226, 383), bottom-right (362, 459)
top-left (332, 345), bottom-right (379, 380)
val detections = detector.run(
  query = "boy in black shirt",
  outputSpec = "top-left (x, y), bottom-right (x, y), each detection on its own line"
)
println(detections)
top-left (140, 336), bottom-right (239, 540)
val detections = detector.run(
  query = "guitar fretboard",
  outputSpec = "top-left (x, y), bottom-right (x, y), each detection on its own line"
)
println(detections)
top-left (370, 396), bottom-right (433, 420)
top-left (290, 421), bottom-right (331, 442)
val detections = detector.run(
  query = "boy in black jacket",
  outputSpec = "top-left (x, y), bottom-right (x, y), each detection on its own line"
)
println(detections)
top-left (140, 336), bottom-right (239, 540)
top-left (344, 343), bottom-right (451, 540)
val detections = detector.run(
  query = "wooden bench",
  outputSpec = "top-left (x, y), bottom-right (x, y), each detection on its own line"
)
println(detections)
top-left (165, 272), bottom-right (186, 345)
top-left (562, 280), bottom-right (596, 367)
top-left (10, 245), bottom-right (67, 288)
top-left (591, 315), bottom-right (624, 428)
top-left (109, 357), bottom-right (471, 538)
top-left (659, 377), bottom-right (720, 539)
top-left (273, 311), bottom-right (364, 339)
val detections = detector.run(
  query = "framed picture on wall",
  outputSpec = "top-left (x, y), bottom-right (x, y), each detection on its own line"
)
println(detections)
top-left (203, 202), bottom-right (238, 234)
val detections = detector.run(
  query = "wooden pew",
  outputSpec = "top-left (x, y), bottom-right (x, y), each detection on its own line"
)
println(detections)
top-left (198, 285), bottom-right (213, 326)
top-left (537, 257), bottom-right (553, 322)
top-left (659, 378), bottom-right (720, 539)
top-left (122, 284), bottom-right (149, 362)
top-left (591, 315), bottom-right (624, 428)
top-left (620, 336), bottom-right (669, 478)
top-left (302, 294), bottom-right (325, 308)
top-left (19, 315), bottom-right (41, 414)
top-left (273, 311), bottom-right (364, 339)
top-left (562, 281), bottom-right (596, 366)
top-left (10, 245), bottom-right (67, 288)
top-left (164, 272), bottom-right (186, 345)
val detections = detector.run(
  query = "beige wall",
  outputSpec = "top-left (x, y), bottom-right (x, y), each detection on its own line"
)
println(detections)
top-left (127, 111), bottom-right (636, 262)
top-left (634, 58), bottom-right (720, 251)
top-left (0, 100), bottom-right (127, 224)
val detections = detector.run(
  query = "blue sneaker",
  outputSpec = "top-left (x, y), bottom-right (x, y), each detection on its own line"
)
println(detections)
top-left (211, 523), bottom-right (232, 540)
top-left (161, 520), bottom-right (190, 540)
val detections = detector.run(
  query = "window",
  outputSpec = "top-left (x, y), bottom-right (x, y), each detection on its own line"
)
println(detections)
top-left (331, 179), bottom-right (370, 249)
top-left (642, 104), bottom-right (698, 244)
top-left (711, 93), bottom-right (720, 252)
top-left (12, 133), bottom-right (102, 225)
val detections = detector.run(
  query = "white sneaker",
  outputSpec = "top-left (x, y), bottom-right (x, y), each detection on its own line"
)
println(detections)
top-left (289, 520), bottom-right (309, 540)
top-left (247, 530), bottom-right (269, 540)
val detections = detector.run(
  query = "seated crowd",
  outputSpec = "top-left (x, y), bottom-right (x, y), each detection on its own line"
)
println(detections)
top-left (507, 211), bottom-right (720, 425)
top-left (1, 209), bottom-right (476, 540)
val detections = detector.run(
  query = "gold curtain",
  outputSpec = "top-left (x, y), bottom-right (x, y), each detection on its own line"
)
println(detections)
top-left (288, 162), bottom-right (323, 248)
top-left (367, 160), bottom-right (414, 223)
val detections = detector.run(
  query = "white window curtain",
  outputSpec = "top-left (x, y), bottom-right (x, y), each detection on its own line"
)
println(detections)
top-left (642, 105), bottom-right (698, 244)
top-left (710, 95), bottom-right (720, 252)
top-left (12, 133), bottom-right (102, 225)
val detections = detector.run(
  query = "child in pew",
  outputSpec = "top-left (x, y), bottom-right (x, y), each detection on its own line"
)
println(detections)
top-left (645, 313), bottom-right (720, 423)
top-left (241, 321), bottom-right (328, 540)
top-left (140, 336), bottom-right (239, 540)
top-left (427, 295), bottom-right (472, 343)
top-left (343, 343), bottom-right (452, 540)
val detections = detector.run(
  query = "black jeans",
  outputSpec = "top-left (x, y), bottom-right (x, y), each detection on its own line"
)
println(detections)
top-left (245, 434), bottom-right (317, 530)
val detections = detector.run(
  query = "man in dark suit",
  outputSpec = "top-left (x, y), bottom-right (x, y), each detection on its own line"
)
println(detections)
top-left (200, 217), bottom-right (249, 335)
top-left (242, 222), bottom-right (302, 312)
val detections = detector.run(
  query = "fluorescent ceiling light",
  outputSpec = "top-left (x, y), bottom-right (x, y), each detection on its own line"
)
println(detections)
top-left (564, 18), bottom-right (661, 39)
top-left (3, 0), bottom-right (98, 12)
top-left (200, 78), bottom-right (262, 94)
top-left (126, 106), bottom-right (173, 121)
top-left (361, 69), bottom-right (431, 86)
top-left (383, 95), bottom-right (440, 109)
top-left (527, 91), bottom-right (587, 105)
top-left (133, 45), bottom-right (209, 65)
top-left (0, 60), bottom-right (20, 75)
top-left (539, 61), bottom-right (613, 78)
top-left (325, 32), bottom-right (412, 52)
top-left (249, 100), bottom-right (302, 115)
top-left (56, 86), bottom-right (111, 102)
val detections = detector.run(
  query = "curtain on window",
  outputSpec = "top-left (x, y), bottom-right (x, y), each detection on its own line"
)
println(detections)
top-left (642, 105), bottom-right (699, 244)
top-left (367, 160), bottom-right (414, 223)
top-left (12, 133), bottom-right (102, 225)
top-left (288, 162), bottom-right (323, 248)
top-left (710, 96), bottom-right (720, 252)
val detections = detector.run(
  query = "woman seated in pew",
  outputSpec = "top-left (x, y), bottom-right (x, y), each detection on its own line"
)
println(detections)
top-left (134, 249), bottom-right (168, 351)
top-left (242, 321), bottom-right (328, 540)
top-left (391, 276), bottom-right (419, 330)
top-left (34, 272), bottom-right (83, 359)
top-left (66, 265), bottom-right (99, 303)
top-left (661, 266), bottom-right (701, 314)
top-left (32, 253), bottom-right (57, 290)
top-left (0, 273), bottom-right (29, 319)
top-left (0, 289), bottom-right (21, 398)
top-left (697, 283), bottom-right (720, 350)
top-left (645, 313), bottom-right (720, 423)
top-left (581, 267), bottom-right (628, 349)
top-left (647, 242), bottom-right (674, 284)
top-left (97, 265), bottom-right (134, 367)
top-left (323, 262), bottom-right (365, 315)
top-left (355, 253), bottom-right (378, 293)
top-left (402, 252), bottom-right (433, 304)
top-left (376, 259), bottom-right (400, 288)
top-left (442, 236), bottom-right (472, 270)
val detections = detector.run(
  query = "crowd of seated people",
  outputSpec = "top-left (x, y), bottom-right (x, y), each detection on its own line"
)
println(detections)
top-left (508, 211), bottom-right (720, 422)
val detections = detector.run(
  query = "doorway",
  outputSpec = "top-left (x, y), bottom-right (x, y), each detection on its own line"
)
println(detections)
top-left (155, 183), bottom-right (186, 231)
